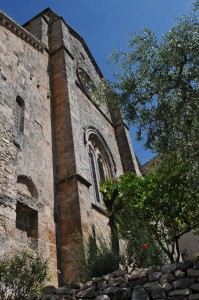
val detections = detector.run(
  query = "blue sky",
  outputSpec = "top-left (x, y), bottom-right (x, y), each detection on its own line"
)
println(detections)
top-left (0, 0), bottom-right (195, 164)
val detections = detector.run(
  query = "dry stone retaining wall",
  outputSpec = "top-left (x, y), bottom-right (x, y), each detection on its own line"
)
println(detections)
top-left (38, 261), bottom-right (199, 300)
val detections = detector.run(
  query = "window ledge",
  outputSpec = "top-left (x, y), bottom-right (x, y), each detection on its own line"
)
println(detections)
top-left (91, 202), bottom-right (107, 217)
top-left (12, 128), bottom-right (23, 149)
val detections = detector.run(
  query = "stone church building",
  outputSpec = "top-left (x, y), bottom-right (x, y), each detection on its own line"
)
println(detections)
top-left (0, 8), bottom-right (142, 285)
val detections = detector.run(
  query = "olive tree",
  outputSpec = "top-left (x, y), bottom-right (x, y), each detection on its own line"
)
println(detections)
top-left (99, 1), bottom-right (199, 190)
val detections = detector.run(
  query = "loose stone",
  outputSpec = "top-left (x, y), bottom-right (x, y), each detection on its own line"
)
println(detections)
top-left (189, 294), bottom-right (199, 300)
top-left (162, 264), bottom-right (177, 274)
top-left (190, 283), bottom-right (199, 292)
top-left (148, 272), bottom-right (162, 282)
top-left (173, 278), bottom-right (196, 290)
top-left (174, 270), bottom-right (186, 279)
top-left (169, 289), bottom-right (192, 296)
top-left (128, 269), bottom-right (148, 281)
top-left (187, 270), bottom-right (199, 278)
top-left (131, 285), bottom-right (149, 300)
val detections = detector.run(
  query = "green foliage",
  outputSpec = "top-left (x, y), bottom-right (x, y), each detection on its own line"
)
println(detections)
top-left (0, 250), bottom-right (50, 300)
top-left (74, 234), bottom-right (121, 282)
top-left (96, 2), bottom-right (199, 191)
top-left (100, 178), bottom-right (124, 214)
top-left (109, 10), bottom-right (199, 156)
top-left (95, 3), bottom-right (199, 263)
top-left (102, 170), bottom-right (199, 263)
top-left (194, 0), bottom-right (199, 10)
top-left (100, 176), bottom-right (166, 267)
top-left (123, 225), bottom-right (166, 268)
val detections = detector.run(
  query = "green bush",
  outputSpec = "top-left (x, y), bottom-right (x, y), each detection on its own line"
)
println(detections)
top-left (75, 234), bottom-right (121, 282)
top-left (117, 209), bottom-right (167, 268)
top-left (0, 250), bottom-right (50, 299)
top-left (124, 232), bottom-right (167, 268)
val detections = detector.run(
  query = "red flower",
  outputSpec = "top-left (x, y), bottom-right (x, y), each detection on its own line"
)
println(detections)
top-left (143, 243), bottom-right (148, 250)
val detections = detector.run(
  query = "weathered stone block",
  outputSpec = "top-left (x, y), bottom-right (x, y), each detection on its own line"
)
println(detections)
top-left (169, 289), bottom-right (192, 296)
top-left (96, 296), bottom-right (111, 300)
top-left (189, 294), bottom-right (199, 300)
top-left (148, 272), bottom-right (162, 282)
top-left (162, 282), bottom-right (173, 293)
top-left (151, 288), bottom-right (167, 299)
top-left (113, 270), bottom-right (127, 278)
top-left (43, 286), bottom-right (56, 295)
top-left (131, 285), bottom-right (149, 300)
top-left (193, 262), bottom-right (199, 270)
top-left (42, 295), bottom-right (53, 300)
top-left (168, 297), bottom-right (186, 300)
top-left (92, 277), bottom-right (103, 283)
top-left (160, 274), bottom-right (176, 285)
top-left (55, 287), bottom-right (70, 295)
top-left (174, 271), bottom-right (185, 279)
top-left (108, 277), bottom-right (126, 287)
top-left (190, 283), bottom-right (199, 292)
top-left (80, 282), bottom-right (93, 291)
top-left (173, 279), bottom-right (196, 290)
top-left (143, 282), bottom-right (160, 291)
top-left (128, 269), bottom-right (148, 281)
top-left (162, 264), bottom-right (177, 274)
top-left (102, 287), bottom-right (121, 297)
top-left (113, 288), bottom-right (131, 300)
top-left (76, 287), bottom-right (97, 299)
top-left (147, 265), bottom-right (161, 273)
top-left (128, 278), bottom-right (147, 289)
top-left (187, 270), bottom-right (199, 278)
top-left (177, 262), bottom-right (194, 272)
top-left (102, 274), bottom-right (116, 281)
top-left (97, 281), bottom-right (108, 290)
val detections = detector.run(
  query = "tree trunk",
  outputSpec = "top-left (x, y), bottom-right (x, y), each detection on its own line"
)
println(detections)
top-left (109, 212), bottom-right (120, 256)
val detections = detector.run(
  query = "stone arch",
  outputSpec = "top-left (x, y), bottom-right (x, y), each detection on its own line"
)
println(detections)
top-left (84, 126), bottom-right (117, 176)
top-left (17, 175), bottom-right (38, 199)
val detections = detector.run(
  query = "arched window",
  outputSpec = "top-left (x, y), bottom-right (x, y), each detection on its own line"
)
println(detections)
top-left (85, 127), bottom-right (116, 205)
top-left (14, 96), bottom-right (25, 133)
top-left (88, 140), bottom-right (111, 204)
top-left (97, 156), bottom-right (105, 181)
top-left (89, 148), bottom-right (100, 203)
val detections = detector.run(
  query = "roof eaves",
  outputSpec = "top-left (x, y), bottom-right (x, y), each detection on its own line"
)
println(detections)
top-left (0, 10), bottom-right (46, 53)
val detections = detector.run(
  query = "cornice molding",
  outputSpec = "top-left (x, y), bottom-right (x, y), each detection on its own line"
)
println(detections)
top-left (0, 10), bottom-right (46, 53)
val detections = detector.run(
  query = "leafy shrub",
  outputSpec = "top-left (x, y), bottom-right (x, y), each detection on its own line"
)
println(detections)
top-left (75, 234), bottom-right (121, 282)
top-left (124, 228), bottom-right (167, 268)
top-left (0, 250), bottom-right (50, 299)
top-left (100, 176), bottom-right (167, 268)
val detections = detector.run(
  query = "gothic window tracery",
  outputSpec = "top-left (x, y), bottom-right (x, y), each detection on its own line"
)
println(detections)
top-left (88, 139), bottom-right (110, 204)
top-left (85, 127), bottom-right (117, 205)
top-left (77, 68), bottom-right (96, 96)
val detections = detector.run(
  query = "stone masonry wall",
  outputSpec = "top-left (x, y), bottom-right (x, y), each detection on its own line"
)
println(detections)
top-left (0, 7), bottom-right (143, 286)
top-left (40, 261), bottom-right (199, 300)
top-left (30, 12), bottom-right (128, 283)
top-left (0, 16), bottom-right (57, 284)
top-left (52, 17), bottom-right (125, 282)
